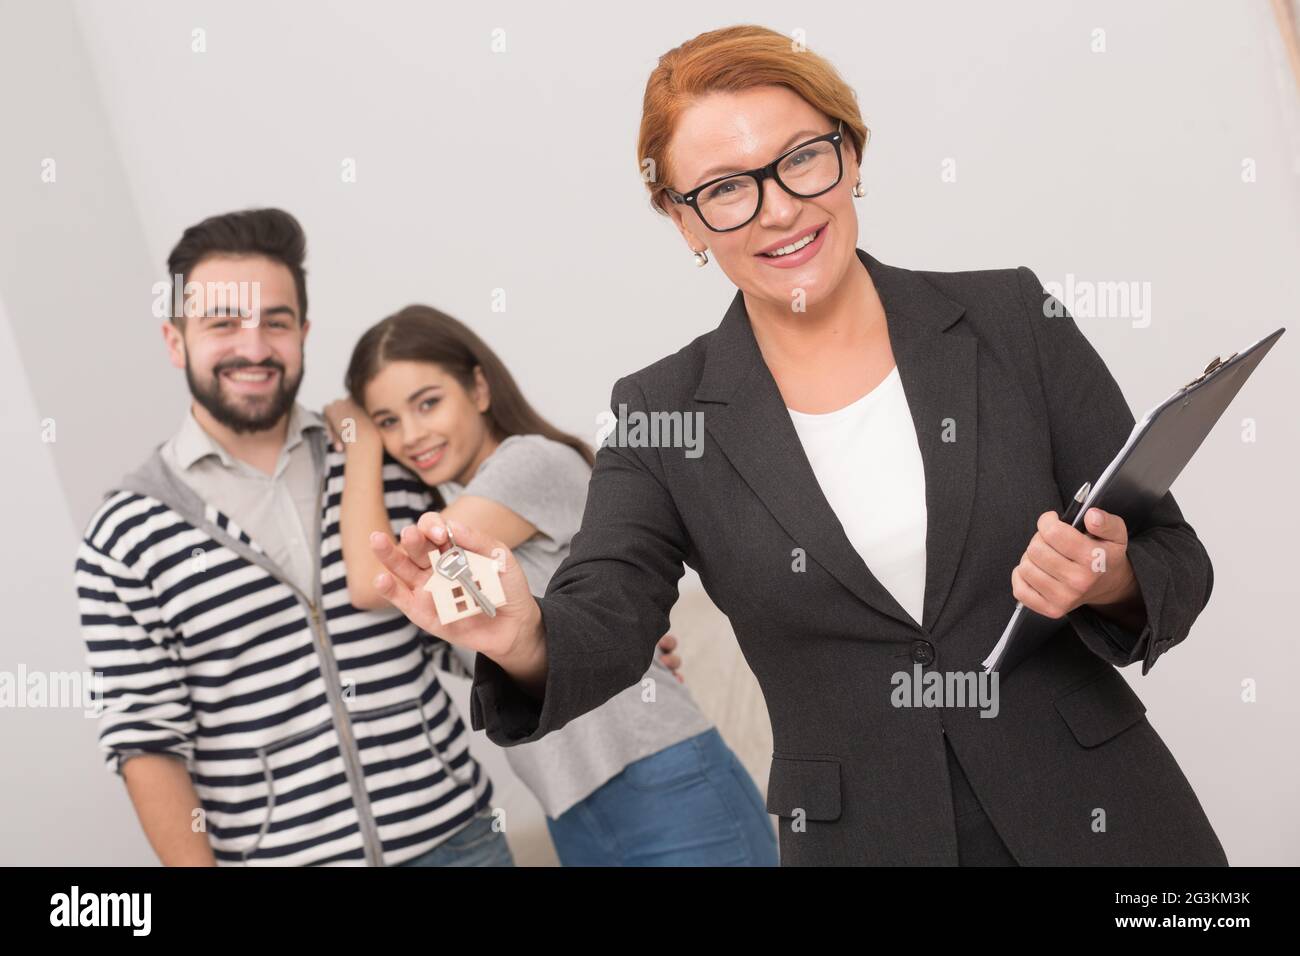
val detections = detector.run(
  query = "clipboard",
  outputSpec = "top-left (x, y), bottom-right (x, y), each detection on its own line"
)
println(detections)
top-left (982, 325), bottom-right (1286, 675)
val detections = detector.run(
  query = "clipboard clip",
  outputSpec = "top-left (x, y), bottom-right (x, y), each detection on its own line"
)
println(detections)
top-left (1183, 351), bottom-right (1238, 390)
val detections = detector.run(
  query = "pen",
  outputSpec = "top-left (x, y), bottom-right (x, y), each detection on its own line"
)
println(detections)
top-left (1062, 480), bottom-right (1091, 528)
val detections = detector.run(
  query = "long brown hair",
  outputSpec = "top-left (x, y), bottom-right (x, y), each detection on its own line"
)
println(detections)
top-left (345, 305), bottom-right (595, 468)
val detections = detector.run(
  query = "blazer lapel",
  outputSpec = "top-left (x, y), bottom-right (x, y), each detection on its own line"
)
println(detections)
top-left (695, 249), bottom-right (977, 636)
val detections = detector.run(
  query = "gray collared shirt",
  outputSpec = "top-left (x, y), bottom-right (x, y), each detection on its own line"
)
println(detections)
top-left (159, 404), bottom-right (324, 597)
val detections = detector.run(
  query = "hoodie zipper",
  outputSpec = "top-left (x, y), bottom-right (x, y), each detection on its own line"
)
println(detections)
top-left (193, 455), bottom-right (386, 864)
top-left (223, 469), bottom-right (386, 865)
top-left (302, 597), bottom-right (384, 866)
top-left (301, 459), bottom-right (386, 866)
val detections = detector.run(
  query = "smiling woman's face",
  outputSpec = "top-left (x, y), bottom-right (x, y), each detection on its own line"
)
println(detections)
top-left (665, 85), bottom-right (862, 313)
top-left (362, 360), bottom-right (495, 486)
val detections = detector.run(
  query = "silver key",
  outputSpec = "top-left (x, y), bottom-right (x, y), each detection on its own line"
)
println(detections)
top-left (433, 526), bottom-right (497, 618)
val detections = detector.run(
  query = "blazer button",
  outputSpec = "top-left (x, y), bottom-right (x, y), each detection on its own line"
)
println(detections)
top-left (911, 640), bottom-right (936, 666)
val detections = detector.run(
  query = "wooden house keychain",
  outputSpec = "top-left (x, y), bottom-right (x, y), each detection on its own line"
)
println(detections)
top-left (423, 524), bottom-right (507, 623)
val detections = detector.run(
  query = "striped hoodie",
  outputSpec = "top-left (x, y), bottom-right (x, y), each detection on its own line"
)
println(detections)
top-left (74, 431), bottom-right (494, 865)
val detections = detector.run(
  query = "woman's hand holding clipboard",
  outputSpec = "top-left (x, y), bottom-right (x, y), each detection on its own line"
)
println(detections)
top-left (985, 326), bottom-right (1286, 674)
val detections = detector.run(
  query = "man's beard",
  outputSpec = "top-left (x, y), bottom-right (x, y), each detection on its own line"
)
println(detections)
top-left (186, 354), bottom-right (304, 435)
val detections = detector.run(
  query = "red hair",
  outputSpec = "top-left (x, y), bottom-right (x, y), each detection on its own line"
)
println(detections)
top-left (637, 24), bottom-right (870, 214)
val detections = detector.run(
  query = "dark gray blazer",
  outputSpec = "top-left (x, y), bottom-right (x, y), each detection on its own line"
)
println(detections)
top-left (469, 248), bottom-right (1228, 866)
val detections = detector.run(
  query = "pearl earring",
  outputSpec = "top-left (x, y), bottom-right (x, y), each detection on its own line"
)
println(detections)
top-left (693, 249), bottom-right (710, 267)
top-left (852, 180), bottom-right (867, 198)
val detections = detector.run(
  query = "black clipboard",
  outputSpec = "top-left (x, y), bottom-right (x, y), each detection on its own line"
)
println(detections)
top-left (982, 326), bottom-right (1286, 674)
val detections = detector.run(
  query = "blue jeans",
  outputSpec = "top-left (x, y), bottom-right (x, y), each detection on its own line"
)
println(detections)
top-left (545, 728), bottom-right (779, 866)
top-left (400, 809), bottom-right (515, 867)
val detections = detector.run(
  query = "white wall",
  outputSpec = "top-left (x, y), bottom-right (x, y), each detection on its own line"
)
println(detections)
top-left (1, 0), bottom-right (1296, 865)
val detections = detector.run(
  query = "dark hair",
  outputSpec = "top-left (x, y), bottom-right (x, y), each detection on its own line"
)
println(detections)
top-left (346, 305), bottom-right (595, 468)
top-left (166, 208), bottom-right (308, 326)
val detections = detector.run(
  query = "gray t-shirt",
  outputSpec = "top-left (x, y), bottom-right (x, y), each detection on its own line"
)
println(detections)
top-left (438, 434), bottom-right (713, 818)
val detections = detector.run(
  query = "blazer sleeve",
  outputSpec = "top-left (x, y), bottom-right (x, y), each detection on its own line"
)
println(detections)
top-left (1015, 266), bottom-right (1214, 676)
top-left (468, 375), bottom-right (690, 744)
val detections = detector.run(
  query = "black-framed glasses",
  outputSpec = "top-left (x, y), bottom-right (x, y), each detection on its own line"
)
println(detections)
top-left (666, 122), bottom-right (847, 233)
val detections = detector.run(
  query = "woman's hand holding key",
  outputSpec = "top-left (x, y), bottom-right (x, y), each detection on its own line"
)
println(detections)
top-left (368, 513), bottom-right (548, 695)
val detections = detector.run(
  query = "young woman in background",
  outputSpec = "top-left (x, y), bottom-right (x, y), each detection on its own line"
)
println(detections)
top-left (326, 305), bottom-right (777, 866)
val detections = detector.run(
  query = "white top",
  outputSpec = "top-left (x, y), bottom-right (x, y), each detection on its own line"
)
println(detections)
top-left (787, 366), bottom-right (928, 626)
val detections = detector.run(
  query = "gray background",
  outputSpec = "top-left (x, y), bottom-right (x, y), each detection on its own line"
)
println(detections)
top-left (1, 0), bottom-right (1296, 865)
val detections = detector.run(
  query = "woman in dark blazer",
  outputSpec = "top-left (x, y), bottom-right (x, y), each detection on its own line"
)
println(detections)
top-left (368, 25), bottom-right (1228, 866)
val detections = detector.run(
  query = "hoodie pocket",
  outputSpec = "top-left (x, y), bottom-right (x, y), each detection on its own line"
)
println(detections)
top-left (348, 696), bottom-right (479, 794)
top-left (240, 718), bottom-right (335, 863)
